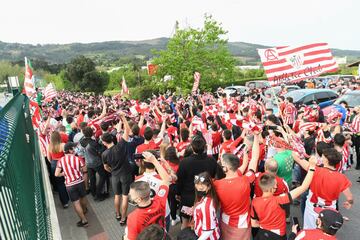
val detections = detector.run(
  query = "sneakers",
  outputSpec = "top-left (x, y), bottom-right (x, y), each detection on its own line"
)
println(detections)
top-left (76, 220), bottom-right (89, 227)
top-left (171, 216), bottom-right (181, 226)
top-left (63, 204), bottom-right (69, 209)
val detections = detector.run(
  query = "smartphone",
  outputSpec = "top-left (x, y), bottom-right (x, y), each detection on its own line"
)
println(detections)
top-left (180, 206), bottom-right (193, 216)
top-left (292, 217), bottom-right (301, 232)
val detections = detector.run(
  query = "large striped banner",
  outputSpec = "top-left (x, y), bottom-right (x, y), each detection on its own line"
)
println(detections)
top-left (258, 43), bottom-right (338, 86)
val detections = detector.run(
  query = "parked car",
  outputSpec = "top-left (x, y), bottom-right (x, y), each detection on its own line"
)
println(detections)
top-left (264, 85), bottom-right (300, 96)
top-left (224, 86), bottom-right (250, 97)
top-left (323, 90), bottom-right (360, 114)
top-left (245, 80), bottom-right (271, 89)
top-left (322, 91), bottom-right (360, 125)
top-left (284, 89), bottom-right (338, 109)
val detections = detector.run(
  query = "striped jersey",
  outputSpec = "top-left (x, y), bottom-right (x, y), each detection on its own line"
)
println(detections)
top-left (57, 154), bottom-right (85, 187)
top-left (194, 196), bottom-right (221, 240)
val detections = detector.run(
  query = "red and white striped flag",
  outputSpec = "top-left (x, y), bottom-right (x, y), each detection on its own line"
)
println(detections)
top-left (121, 75), bottom-right (129, 96)
top-left (258, 43), bottom-right (338, 86)
top-left (24, 57), bottom-right (36, 97)
top-left (44, 83), bottom-right (57, 101)
top-left (192, 72), bottom-right (201, 94)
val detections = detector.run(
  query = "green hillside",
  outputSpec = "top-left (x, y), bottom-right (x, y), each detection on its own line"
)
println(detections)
top-left (0, 38), bottom-right (359, 64)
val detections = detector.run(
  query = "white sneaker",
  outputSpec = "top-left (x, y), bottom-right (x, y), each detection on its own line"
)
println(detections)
top-left (171, 216), bottom-right (180, 226)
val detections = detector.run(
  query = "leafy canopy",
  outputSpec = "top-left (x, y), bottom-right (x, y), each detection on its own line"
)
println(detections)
top-left (152, 14), bottom-right (236, 93)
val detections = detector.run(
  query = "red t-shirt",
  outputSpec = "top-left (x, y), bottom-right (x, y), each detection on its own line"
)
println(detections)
top-left (214, 171), bottom-right (255, 228)
top-left (60, 132), bottom-right (68, 143)
top-left (294, 229), bottom-right (336, 240)
top-left (251, 193), bottom-right (292, 236)
top-left (125, 185), bottom-right (169, 240)
top-left (136, 139), bottom-right (162, 153)
top-left (254, 172), bottom-right (289, 198)
top-left (176, 140), bottom-right (190, 153)
top-left (309, 166), bottom-right (351, 207)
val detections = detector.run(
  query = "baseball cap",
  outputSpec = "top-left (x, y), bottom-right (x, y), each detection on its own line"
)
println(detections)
top-left (64, 142), bottom-right (77, 153)
top-left (314, 207), bottom-right (343, 235)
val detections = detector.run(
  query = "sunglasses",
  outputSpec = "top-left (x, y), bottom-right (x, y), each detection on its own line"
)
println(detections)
top-left (194, 175), bottom-right (206, 183)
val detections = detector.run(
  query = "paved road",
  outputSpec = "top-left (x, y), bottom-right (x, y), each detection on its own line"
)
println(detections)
top-left (55, 168), bottom-right (360, 240)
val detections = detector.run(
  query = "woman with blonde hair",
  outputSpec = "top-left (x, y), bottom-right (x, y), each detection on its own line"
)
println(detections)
top-left (47, 131), bottom-right (69, 208)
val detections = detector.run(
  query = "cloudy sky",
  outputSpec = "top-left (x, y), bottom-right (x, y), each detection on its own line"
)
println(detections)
top-left (1, 0), bottom-right (359, 50)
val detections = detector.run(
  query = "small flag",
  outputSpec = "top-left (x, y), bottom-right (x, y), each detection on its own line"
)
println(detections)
top-left (24, 57), bottom-right (36, 97)
top-left (147, 63), bottom-right (158, 75)
top-left (258, 43), bottom-right (338, 86)
top-left (121, 76), bottom-right (129, 96)
top-left (192, 72), bottom-right (201, 94)
top-left (44, 83), bottom-right (57, 101)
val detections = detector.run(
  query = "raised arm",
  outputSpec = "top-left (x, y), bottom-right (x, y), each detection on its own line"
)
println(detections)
top-left (292, 151), bottom-right (310, 170)
top-left (143, 152), bottom-right (171, 185)
top-left (120, 112), bottom-right (130, 141)
top-left (248, 133), bottom-right (260, 172)
top-left (290, 156), bottom-right (316, 199)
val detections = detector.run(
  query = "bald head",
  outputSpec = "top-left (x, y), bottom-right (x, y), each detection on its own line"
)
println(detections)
top-left (265, 159), bottom-right (278, 174)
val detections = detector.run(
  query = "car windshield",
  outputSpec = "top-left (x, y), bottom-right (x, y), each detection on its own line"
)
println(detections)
top-left (285, 91), bottom-right (307, 102)
top-left (334, 93), bottom-right (360, 108)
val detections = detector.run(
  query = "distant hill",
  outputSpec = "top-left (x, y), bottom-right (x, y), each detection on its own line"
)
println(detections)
top-left (0, 38), bottom-right (359, 64)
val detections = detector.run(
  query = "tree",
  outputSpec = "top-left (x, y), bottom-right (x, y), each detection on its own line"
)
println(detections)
top-left (64, 56), bottom-right (109, 94)
top-left (152, 14), bottom-right (236, 93)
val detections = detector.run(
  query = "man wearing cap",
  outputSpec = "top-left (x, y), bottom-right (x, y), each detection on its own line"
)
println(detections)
top-left (288, 208), bottom-right (343, 240)
top-left (55, 142), bottom-right (89, 227)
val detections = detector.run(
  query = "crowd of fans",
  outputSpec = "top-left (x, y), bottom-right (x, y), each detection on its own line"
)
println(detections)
top-left (34, 77), bottom-right (360, 240)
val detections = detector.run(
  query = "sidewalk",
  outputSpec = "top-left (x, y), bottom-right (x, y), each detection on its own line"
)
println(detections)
top-left (54, 169), bottom-right (359, 239)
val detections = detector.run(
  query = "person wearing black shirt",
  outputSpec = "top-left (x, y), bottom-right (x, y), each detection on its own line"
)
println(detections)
top-left (176, 135), bottom-right (218, 229)
top-left (102, 112), bottom-right (133, 225)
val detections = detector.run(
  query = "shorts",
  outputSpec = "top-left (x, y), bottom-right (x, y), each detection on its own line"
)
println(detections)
top-left (112, 173), bottom-right (133, 195)
top-left (66, 182), bottom-right (86, 202)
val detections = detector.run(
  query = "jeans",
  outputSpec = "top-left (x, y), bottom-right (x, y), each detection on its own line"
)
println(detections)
top-left (51, 160), bottom-right (69, 205)
top-left (88, 165), bottom-right (108, 198)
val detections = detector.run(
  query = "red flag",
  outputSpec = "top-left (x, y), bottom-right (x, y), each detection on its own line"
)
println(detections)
top-left (192, 72), bottom-right (201, 94)
top-left (258, 43), bottom-right (338, 86)
top-left (120, 76), bottom-right (129, 96)
top-left (147, 63), bottom-right (158, 75)
top-left (29, 100), bottom-right (41, 129)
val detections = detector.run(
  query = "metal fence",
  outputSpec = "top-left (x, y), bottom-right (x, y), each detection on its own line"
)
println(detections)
top-left (0, 94), bottom-right (56, 240)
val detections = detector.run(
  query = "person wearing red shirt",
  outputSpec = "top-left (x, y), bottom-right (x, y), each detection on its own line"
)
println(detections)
top-left (293, 148), bottom-right (353, 229)
top-left (124, 152), bottom-right (171, 240)
top-left (135, 121), bottom-right (166, 154)
top-left (219, 129), bottom-right (243, 159)
top-left (176, 128), bottom-right (191, 158)
top-left (251, 156), bottom-right (317, 240)
top-left (59, 125), bottom-right (69, 143)
top-left (214, 133), bottom-right (260, 240)
top-left (254, 159), bottom-right (289, 198)
top-left (288, 208), bottom-right (343, 240)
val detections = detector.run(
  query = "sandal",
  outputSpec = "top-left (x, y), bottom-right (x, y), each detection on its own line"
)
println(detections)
top-left (77, 220), bottom-right (89, 227)
top-left (119, 217), bottom-right (127, 226)
top-left (116, 213), bottom-right (121, 221)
